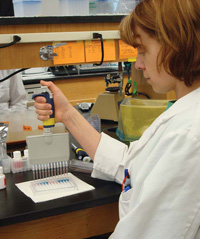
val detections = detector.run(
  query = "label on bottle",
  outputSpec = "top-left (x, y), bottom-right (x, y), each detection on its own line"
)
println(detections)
top-left (0, 175), bottom-right (6, 190)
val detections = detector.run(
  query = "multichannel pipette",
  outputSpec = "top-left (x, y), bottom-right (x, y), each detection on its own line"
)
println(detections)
top-left (26, 87), bottom-right (78, 196)
top-left (26, 86), bottom-right (70, 180)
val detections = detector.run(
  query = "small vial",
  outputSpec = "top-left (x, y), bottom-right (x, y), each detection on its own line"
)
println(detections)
top-left (53, 162), bottom-right (57, 176)
top-left (0, 166), bottom-right (6, 190)
top-left (38, 164), bottom-right (42, 179)
top-left (57, 162), bottom-right (60, 175)
top-left (32, 165), bottom-right (35, 180)
top-left (44, 164), bottom-right (48, 178)
top-left (63, 161), bottom-right (68, 175)
top-left (35, 164), bottom-right (38, 179)
top-left (50, 163), bottom-right (54, 177)
top-left (41, 164), bottom-right (44, 178)
top-left (47, 163), bottom-right (51, 177)
top-left (13, 151), bottom-right (22, 173)
top-left (59, 161), bottom-right (63, 175)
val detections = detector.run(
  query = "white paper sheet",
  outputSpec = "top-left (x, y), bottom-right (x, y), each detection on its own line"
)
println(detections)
top-left (16, 173), bottom-right (95, 203)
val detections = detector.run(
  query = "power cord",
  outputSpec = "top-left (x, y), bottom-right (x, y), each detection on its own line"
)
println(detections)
top-left (0, 35), bottom-right (21, 49)
top-left (93, 33), bottom-right (104, 66)
top-left (0, 68), bottom-right (29, 83)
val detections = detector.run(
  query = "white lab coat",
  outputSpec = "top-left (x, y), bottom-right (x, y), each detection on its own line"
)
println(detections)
top-left (0, 70), bottom-right (27, 110)
top-left (92, 87), bottom-right (200, 239)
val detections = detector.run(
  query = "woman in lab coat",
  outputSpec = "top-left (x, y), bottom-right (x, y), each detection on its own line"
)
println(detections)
top-left (34, 0), bottom-right (200, 238)
top-left (0, 70), bottom-right (27, 110)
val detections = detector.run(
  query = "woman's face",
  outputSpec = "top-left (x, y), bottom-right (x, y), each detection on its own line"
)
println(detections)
top-left (134, 25), bottom-right (177, 94)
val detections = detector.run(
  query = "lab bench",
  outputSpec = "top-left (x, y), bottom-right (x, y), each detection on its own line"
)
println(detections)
top-left (0, 171), bottom-right (121, 239)
top-left (2, 109), bottom-right (120, 239)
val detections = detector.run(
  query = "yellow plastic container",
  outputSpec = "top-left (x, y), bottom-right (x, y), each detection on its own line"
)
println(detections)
top-left (117, 98), bottom-right (169, 141)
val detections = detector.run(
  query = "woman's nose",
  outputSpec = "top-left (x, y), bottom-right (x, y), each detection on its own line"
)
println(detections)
top-left (135, 57), bottom-right (145, 71)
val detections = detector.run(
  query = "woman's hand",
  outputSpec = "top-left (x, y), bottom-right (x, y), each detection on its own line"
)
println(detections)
top-left (34, 80), bottom-right (70, 123)
top-left (34, 80), bottom-right (101, 160)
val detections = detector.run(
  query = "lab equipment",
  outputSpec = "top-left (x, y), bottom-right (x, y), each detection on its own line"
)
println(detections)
top-left (116, 98), bottom-right (169, 141)
top-left (0, 166), bottom-right (6, 190)
top-left (2, 156), bottom-right (11, 174)
top-left (30, 175), bottom-right (78, 195)
top-left (11, 151), bottom-right (23, 173)
top-left (70, 144), bottom-right (93, 173)
top-left (22, 149), bottom-right (30, 171)
top-left (11, 150), bottom-right (31, 173)
top-left (31, 161), bottom-right (68, 180)
top-left (26, 86), bottom-right (70, 180)
top-left (13, 0), bottom-right (43, 17)
top-left (71, 143), bottom-right (91, 161)
top-left (0, 123), bottom-right (11, 173)
top-left (69, 159), bottom-right (93, 174)
top-left (78, 102), bottom-right (93, 111)
top-left (0, 123), bottom-right (8, 166)
top-left (91, 62), bottom-right (124, 122)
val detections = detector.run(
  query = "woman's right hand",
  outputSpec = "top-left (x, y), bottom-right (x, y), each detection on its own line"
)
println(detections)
top-left (34, 80), bottom-right (71, 123)
top-left (34, 81), bottom-right (101, 160)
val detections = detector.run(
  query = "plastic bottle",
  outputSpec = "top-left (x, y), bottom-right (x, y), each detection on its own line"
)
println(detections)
top-left (22, 149), bottom-right (30, 171)
top-left (12, 151), bottom-right (23, 173)
top-left (0, 166), bottom-right (6, 190)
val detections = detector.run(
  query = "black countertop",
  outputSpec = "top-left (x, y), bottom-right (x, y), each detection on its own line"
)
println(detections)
top-left (0, 170), bottom-right (121, 227)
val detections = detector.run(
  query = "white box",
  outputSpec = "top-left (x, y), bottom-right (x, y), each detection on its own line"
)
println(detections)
top-left (13, 0), bottom-right (42, 17)
top-left (59, 0), bottom-right (89, 16)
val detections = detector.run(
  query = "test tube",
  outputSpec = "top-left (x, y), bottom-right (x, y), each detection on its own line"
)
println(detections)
top-left (35, 164), bottom-right (38, 179)
top-left (41, 164), bottom-right (45, 178)
top-left (63, 161), bottom-right (68, 175)
top-left (44, 164), bottom-right (48, 178)
top-left (57, 162), bottom-right (60, 175)
top-left (59, 161), bottom-right (63, 175)
top-left (53, 162), bottom-right (57, 176)
top-left (47, 163), bottom-right (51, 177)
top-left (38, 164), bottom-right (41, 179)
top-left (32, 165), bottom-right (35, 180)
top-left (50, 163), bottom-right (53, 177)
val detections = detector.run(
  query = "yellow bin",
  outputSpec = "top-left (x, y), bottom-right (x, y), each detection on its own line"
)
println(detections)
top-left (117, 98), bottom-right (169, 141)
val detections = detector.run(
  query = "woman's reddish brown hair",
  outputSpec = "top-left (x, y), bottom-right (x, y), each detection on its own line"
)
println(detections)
top-left (119, 0), bottom-right (200, 86)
